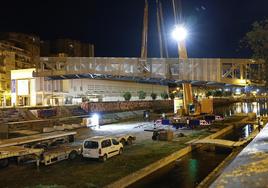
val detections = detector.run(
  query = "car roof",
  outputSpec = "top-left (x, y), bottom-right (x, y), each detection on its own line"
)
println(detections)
top-left (84, 136), bottom-right (112, 142)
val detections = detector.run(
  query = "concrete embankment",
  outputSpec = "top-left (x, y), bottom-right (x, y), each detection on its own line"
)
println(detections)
top-left (198, 128), bottom-right (259, 187)
top-left (210, 118), bottom-right (268, 188)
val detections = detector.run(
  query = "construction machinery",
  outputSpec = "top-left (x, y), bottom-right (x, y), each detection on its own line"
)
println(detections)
top-left (139, 0), bottom-right (213, 116)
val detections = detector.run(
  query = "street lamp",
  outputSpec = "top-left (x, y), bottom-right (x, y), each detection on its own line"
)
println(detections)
top-left (172, 25), bottom-right (188, 42)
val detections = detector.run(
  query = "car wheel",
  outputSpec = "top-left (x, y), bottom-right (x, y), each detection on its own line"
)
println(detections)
top-left (69, 150), bottom-right (78, 160)
top-left (0, 159), bottom-right (9, 168)
top-left (119, 148), bottom-right (123, 155)
top-left (101, 154), bottom-right (108, 162)
top-left (127, 138), bottom-right (133, 145)
top-left (120, 139), bottom-right (126, 146)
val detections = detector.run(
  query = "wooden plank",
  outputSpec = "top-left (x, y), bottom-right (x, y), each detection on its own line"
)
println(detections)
top-left (193, 138), bottom-right (236, 147)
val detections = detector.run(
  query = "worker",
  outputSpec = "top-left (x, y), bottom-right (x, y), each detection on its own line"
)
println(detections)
top-left (186, 117), bottom-right (190, 128)
top-left (260, 118), bottom-right (264, 128)
top-left (145, 111), bottom-right (149, 121)
top-left (258, 118), bottom-right (263, 132)
top-left (143, 111), bottom-right (146, 120)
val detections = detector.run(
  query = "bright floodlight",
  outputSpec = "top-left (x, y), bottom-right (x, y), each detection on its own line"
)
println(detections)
top-left (172, 25), bottom-right (188, 41)
top-left (91, 113), bottom-right (99, 127)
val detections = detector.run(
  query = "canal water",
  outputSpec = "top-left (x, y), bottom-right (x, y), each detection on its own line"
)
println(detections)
top-left (130, 102), bottom-right (266, 188)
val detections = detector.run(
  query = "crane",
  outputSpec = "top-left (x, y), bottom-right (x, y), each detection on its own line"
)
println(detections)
top-left (139, 0), bottom-right (149, 73)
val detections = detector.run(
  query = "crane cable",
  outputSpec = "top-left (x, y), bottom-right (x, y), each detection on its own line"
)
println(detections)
top-left (159, 0), bottom-right (169, 58)
top-left (156, 0), bottom-right (163, 58)
top-left (172, 0), bottom-right (182, 24)
top-left (141, 0), bottom-right (148, 60)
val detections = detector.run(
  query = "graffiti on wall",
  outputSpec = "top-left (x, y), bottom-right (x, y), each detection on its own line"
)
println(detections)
top-left (81, 100), bottom-right (173, 113)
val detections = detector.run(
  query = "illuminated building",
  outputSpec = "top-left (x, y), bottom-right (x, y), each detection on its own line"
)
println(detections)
top-left (0, 33), bottom-right (40, 106)
top-left (11, 69), bottom-right (168, 106)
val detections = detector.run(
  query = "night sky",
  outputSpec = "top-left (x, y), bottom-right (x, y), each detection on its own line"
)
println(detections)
top-left (0, 0), bottom-right (267, 58)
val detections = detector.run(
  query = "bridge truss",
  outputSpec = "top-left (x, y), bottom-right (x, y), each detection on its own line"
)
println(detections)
top-left (35, 57), bottom-right (265, 87)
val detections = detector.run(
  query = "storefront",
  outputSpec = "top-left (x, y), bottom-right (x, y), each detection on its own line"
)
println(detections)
top-left (11, 69), bottom-right (36, 106)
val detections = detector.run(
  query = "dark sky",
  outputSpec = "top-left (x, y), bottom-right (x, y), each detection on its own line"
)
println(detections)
top-left (0, 0), bottom-right (267, 58)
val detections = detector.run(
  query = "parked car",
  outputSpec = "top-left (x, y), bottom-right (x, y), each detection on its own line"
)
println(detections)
top-left (115, 134), bottom-right (136, 146)
top-left (215, 115), bottom-right (224, 121)
top-left (200, 120), bottom-right (211, 126)
top-left (82, 136), bottom-right (123, 162)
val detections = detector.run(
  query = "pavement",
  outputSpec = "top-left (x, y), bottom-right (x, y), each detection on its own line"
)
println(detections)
top-left (74, 120), bottom-right (202, 144)
top-left (210, 122), bottom-right (268, 188)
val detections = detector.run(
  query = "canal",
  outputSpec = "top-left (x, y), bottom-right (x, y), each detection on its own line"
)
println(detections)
top-left (130, 102), bottom-right (266, 188)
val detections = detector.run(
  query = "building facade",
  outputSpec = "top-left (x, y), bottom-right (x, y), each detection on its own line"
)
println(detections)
top-left (0, 32), bottom-right (40, 66)
top-left (40, 39), bottom-right (94, 57)
top-left (0, 32), bottom-right (40, 105)
top-left (11, 69), bottom-right (168, 106)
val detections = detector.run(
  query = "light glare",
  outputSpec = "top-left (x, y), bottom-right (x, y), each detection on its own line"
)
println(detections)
top-left (172, 25), bottom-right (188, 41)
top-left (91, 114), bottom-right (99, 126)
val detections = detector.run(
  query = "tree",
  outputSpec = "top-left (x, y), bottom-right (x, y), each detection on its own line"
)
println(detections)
top-left (160, 92), bottom-right (169, 99)
top-left (151, 93), bottom-right (157, 100)
top-left (137, 90), bottom-right (146, 100)
top-left (123, 92), bottom-right (132, 101)
top-left (243, 19), bottom-right (268, 85)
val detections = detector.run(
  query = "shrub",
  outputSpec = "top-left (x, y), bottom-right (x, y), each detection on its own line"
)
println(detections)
top-left (138, 90), bottom-right (146, 100)
top-left (213, 90), bottom-right (223, 97)
top-left (160, 92), bottom-right (169, 99)
top-left (205, 90), bottom-right (213, 97)
top-left (151, 93), bottom-right (157, 100)
top-left (123, 92), bottom-right (132, 101)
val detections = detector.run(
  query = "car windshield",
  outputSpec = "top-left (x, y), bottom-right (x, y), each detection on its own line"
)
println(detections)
top-left (84, 141), bottom-right (99, 149)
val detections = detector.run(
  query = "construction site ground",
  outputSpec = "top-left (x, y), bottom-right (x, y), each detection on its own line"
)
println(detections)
top-left (0, 116), bottom-right (244, 188)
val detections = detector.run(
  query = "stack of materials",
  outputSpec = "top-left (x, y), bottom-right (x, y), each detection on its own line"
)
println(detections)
top-left (159, 130), bottom-right (174, 141)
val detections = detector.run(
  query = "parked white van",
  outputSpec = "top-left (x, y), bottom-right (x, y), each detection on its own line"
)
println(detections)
top-left (82, 136), bottom-right (123, 161)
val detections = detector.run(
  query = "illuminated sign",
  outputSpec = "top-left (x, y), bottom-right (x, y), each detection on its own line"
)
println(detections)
top-left (17, 80), bottom-right (29, 95)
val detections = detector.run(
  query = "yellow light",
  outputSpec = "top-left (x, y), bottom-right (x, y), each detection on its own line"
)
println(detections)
top-left (239, 79), bottom-right (247, 85)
